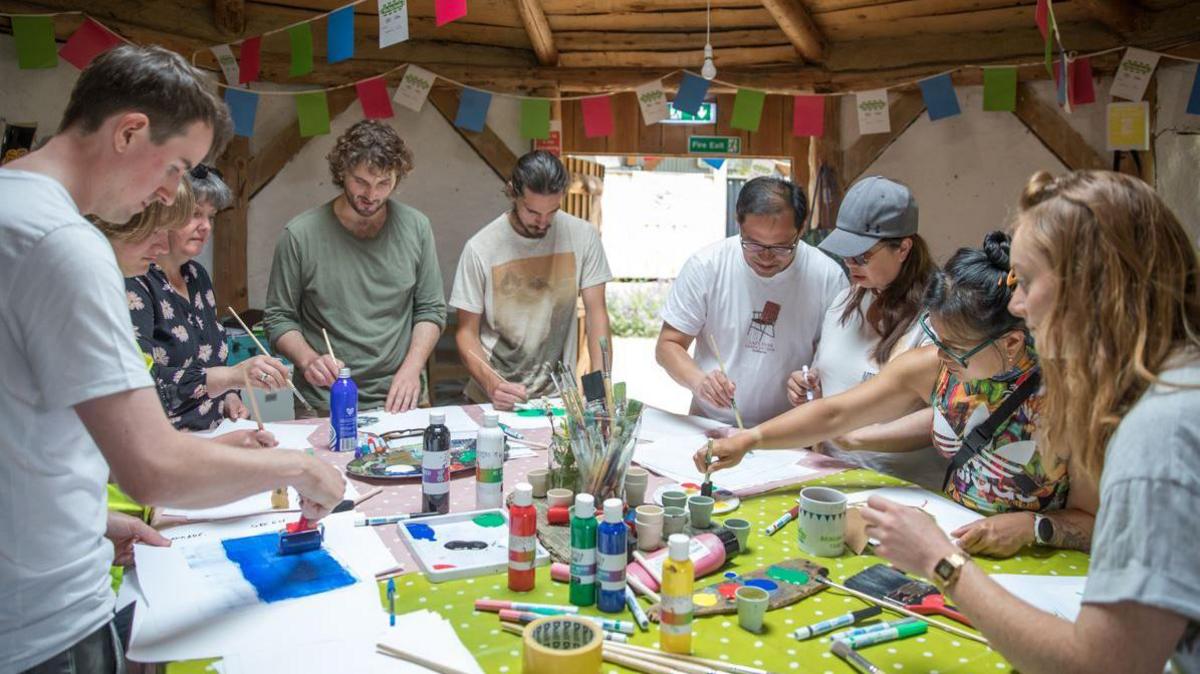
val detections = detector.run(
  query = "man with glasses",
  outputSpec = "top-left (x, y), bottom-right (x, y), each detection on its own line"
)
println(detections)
top-left (656, 176), bottom-right (847, 426)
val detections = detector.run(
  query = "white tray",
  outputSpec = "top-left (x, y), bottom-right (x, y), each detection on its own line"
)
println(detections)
top-left (396, 508), bottom-right (550, 583)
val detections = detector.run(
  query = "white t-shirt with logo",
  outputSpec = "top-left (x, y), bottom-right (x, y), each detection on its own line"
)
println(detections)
top-left (661, 236), bottom-right (847, 426)
top-left (0, 170), bottom-right (153, 671)
top-left (812, 287), bottom-right (947, 490)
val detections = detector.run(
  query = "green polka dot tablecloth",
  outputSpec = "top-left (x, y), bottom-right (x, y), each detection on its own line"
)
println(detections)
top-left (167, 469), bottom-right (1088, 673)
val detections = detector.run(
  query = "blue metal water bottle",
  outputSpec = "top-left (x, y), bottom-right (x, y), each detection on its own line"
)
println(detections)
top-left (330, 367), bottom-right (358, 453)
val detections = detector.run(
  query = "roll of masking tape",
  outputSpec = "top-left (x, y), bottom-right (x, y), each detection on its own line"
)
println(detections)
top-left (522, 615), bottom-right (603, 674)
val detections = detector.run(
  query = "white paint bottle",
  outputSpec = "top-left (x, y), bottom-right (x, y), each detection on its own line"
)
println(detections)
top-left (475, 412), bottom-right (505, 510)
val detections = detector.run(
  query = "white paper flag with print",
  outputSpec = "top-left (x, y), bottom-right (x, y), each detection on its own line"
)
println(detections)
top-left (392, 65), bottom-right (436, 111)
top-left (1109, 48), bottom-right (1160, 102)
top-left (635, 79), bottom-right (669, 125)
top-left (211, 44), bottom-right (240, 85)
top-left (856, 89), bottom-right (891, 135)
top-left (378, 0), bottom-right (410, 48)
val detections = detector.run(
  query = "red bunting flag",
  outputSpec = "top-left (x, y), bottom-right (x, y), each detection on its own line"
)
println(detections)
top-left (60, 18), bottom-right (124, 70)
top-left (580, 95), bottom-right (614, 138)
top-left (1071, 58), bottom-right (1096, 106)
top-left (792, 95), bottom-right (825, 137)
top-left (355, 77), bottom-right (395, 119)
top-left (1035, 0), bottom-right (1050, 39)
top-left (238, 37), bottom-right (262, 85)
top-left (435, 0), bottom-right (468, 26)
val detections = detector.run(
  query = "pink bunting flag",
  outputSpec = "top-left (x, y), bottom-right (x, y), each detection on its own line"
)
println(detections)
top-left (356, 77), bottom-right (395, 119)
top-left (60, 18), bottom-right (124, 70)
top-left (436, 0), bottom-right (468, 26)
top-left (792, 95), bottom-right (825, 137)
top-left (1035, 0), bottom-right (1050, 39)
top-left (1071, 58), bottom-right (1096, 106)
top-left (580, 95), bottom-right (614, 138)
top-left (238, 37), bottom-right (262, 85)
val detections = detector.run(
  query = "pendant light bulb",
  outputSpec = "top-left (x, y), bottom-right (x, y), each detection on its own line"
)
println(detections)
top-left (701, 43), bottom-right (717, 80)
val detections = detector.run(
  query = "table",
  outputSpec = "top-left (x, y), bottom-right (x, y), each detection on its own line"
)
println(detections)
top-left (166, 407), bottom-right (1090, 674)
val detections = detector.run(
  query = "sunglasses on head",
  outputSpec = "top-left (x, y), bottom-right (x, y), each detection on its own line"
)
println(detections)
top-left (190, 164), bottom-right (223, 181)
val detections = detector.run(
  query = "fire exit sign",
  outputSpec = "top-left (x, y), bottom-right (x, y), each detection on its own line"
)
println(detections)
top-left (688, 135), bottom-right (742, 155)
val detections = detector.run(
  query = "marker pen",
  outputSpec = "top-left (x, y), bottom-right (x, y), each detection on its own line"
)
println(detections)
top-left (841, 621), bottom-right (927, 649)
top-left (831, 617), bottom-right (921, 642)
top-left (792, 606), bottom-right (882, 640)
top-left (801, 365), bottom-right (815, 402)
top-left (764, 504), bottom-right (801, 536)
top-left (474, 599), bottom-right (580, 614)
top-left (355, 512), bottom-right (439, 526)
top-left (624, 586), bottom-right (650, 631)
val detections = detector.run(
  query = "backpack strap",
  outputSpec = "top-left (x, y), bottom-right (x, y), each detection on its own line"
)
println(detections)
top-left (941, 368), bottom-right (1042, 495)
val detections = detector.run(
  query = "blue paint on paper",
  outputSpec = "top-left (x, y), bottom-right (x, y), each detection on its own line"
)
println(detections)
top-left (674, 73), bottom-right (710, 115)
top-left (224, 88), bottom-right (258, 138)
top-left (406, 523), bottom-right (436, 541)
top-left (327, 6), bottom-right (355, 64)
top-left (221, 533), bottom-right (355, 603)
top-left (918, 73), bottom-right (961, 121)
top-left (1188, 64), bottom-right (1200, 116)
top-left (455, 88), bottom-right (492, 132)
top-left (745, 578), bottom-right (779, 592)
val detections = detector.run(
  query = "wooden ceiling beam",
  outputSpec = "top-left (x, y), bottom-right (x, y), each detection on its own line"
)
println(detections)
top-left (1012, 83), bottom-right (1107, 172)
top-left (760, 0), bottom-right (827, 62)
top-left (1071, 0), bottom-right (1143, 36)
top-left (547, 8), bottom-right (775, 31)
top-left (513, 0), bottom-right (559, 65)
top-left (557, 44), bottom-right (800, 68)
top-left (213, 0), bottom-right (246, 36)
top-left (555, 28), bottom-right (790, 51)
top-left (540, 0), bottom-right (760, 12)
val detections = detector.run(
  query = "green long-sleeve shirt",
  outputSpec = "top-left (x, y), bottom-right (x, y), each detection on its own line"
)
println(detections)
top-left (264, 198), bottom-right (447, 411)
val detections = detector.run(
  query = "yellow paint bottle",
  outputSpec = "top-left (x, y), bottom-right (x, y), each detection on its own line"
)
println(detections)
top-left (660, 533), bottom-right (694, 654)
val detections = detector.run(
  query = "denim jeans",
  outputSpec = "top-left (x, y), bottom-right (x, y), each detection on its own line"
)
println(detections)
top-left (21, 620), bottom-right (125, 674)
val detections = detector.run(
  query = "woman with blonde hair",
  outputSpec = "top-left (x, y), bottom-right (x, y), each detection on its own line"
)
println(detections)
top-left (862, 170), bottom-right (1200, 673)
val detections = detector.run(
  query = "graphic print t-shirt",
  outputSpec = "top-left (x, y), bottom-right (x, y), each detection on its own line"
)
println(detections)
top-left (450, 210), bottom-right (612, 400)
top-left (661, 236), bottom-right (847, 426)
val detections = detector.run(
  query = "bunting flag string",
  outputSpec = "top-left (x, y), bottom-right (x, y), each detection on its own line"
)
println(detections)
top-left (4, 8), bottom-right (1199, 143)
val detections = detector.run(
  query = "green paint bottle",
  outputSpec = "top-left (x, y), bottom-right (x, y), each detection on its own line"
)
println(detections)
top-left (569, 493), bottom-right (597, 606)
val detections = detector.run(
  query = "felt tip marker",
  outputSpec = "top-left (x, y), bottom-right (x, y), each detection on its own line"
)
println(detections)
top-left (792, 606), bottom-right (882, 640)
top-left (831, 640), bottom-right (885, 674)
top-left (497, 610), bottom-right (636, 635)
top-left (355, 512), bottom-right (439, 526)
top-left (764, 505), bottom-right (801, 536)
top-left (801, 365), bottom-right (815, 402)
top-left (474, 599), bottom-right (580, 614)
top-left (624, 586), bottom-right (650, 631)
top-left (831, 617), bottom-right (921, 642)
top-left (841, 621), bottom-right (927, 649)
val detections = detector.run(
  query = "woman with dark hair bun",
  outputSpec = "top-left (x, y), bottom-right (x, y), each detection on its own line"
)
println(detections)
top-left (697, 230), bottom-right (1097, 558)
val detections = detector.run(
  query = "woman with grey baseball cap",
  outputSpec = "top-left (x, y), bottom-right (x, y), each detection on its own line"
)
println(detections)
top-left (787, 176), bottom-right (946, 490)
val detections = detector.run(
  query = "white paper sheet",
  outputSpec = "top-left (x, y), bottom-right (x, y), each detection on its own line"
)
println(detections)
top-left (637, 407), bottom-right (729, 442)
top-left (361, 405), bottom-right (479, 435)
top-left (633, 433), bottom-right (819, 494)
top-left (129, 512), bottom-right (393, 662)
top-left (477, 402), bottom-right (555, 430)
top-left (190, 419), bottom-right (323, 451)
top-left (159, 480), bottom-right (357, 522)
top-left (992, 574), bottom-right (1086, 621)
top-left (845, 487), bottom-right (984, 537)
top-left (376, 610), bottom-right (485, 673)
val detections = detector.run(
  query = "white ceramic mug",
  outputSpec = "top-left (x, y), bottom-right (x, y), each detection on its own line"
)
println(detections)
top-left (797, 487), bottom-right (847, 557)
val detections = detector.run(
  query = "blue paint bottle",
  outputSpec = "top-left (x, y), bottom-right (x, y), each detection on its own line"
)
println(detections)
top-left (422, 412), bottom-right (451, 514)
top-left (597, 497), bottom-right (628, 613)
top-left (330, 367), bottom-right (357, 453)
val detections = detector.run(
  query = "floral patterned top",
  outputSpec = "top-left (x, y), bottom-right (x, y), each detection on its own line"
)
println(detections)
top-left (930, 345), bottom-right (1069, 515)
top-left (127, 261), bottom-right (231, 431)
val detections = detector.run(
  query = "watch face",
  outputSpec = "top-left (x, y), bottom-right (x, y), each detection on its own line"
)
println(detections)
top-left (934, 558), bottom-right (954, 581)
top-left (1037, 516), bottom-right (1054, 543)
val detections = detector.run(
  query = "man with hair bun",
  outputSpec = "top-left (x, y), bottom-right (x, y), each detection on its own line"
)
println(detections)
top-left (265, 119), bottom-right (446, 414)
top-left (450, 150), bottom-right (613, 410)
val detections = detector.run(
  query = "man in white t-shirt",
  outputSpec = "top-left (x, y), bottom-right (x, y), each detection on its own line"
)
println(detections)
top-left (451, 151), bottom-right (613, 409)
top-left (656, 177), bottom-right (847, 427)
top-left (0, 46), bottom-right (344, 674)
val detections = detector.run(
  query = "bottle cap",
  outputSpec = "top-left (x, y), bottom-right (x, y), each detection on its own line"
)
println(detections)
top-left (668, 534), bottom-right (690, 561)
top-left (339, 367), bottom-right (351, 378)
top-left (713, 528), bottom-right (741, 557)
top-left (513, 483), bottom-right (533, 506)
top-left (429, 412), bottom-right (445, 426)
top-left (574, 493), bottom-right (594, 514)
top-left (482, 412), bottom-right (499, 428)
top-left (603, 498), bottom-right (623, 523)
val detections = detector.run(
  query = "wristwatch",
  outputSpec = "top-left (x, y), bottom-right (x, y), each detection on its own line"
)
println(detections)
top-left (932, 551), bottom-right (970, 591)
top-left (1034, 514), bottom-right (1054, 546)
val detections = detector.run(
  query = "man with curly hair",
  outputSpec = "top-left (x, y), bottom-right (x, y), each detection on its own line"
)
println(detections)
top-left (265, 120), bottom-right (446, 414)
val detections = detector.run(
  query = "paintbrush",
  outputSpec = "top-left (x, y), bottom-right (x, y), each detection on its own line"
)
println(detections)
top-left (243, 368), bottom-right (289, 508)
top-left (227, 306), bottom-right (315, 412)
top-left (814, 575), bottom-right (988, 644)
top-left (322, 327), bottom-right (338, 365)
top-left (376, 643), bottom-right (473, 674)
top-left (705, 334), bottom-right (744, 430)
top-left (701, 438), bottom-right (715, 497)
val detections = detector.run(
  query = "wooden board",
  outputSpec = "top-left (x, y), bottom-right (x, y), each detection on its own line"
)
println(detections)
top-left (647, 557), bottom-right (829, 621)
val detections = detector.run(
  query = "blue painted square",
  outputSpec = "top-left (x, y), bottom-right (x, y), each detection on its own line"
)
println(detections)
top-left (674, 73), bottom-right (710, 116)
top-left (918, 74), bottom-right (961, 121)
top-left (222, 532), bottom-right (356, 603)
top-left (456, 88), bottom-right (492, 132)
top-left (224, 88), bottom-right (258, 138)
top-left (327, 7), bottom-right (355, 64)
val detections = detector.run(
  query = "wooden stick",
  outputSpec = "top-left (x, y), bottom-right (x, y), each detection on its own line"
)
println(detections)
top-left (322, 327), bottom-right (337, 364)
top-left (626, 572), bottom-right (662, 603)
top-left (226, 306), bottom-right (315, 412)
top-left (469, 350), bottom-right (504, 383)
top-left (608, 642), bottom-right (771, 674)
top-left (375, 643), bottom-right (473, 674)
top-left (240, 370), bottom-right (265, 432)
top-left (354, 487), bottom-right (383, 507)
top-left (815, 575), bottom-right (988, 644)
top-left (604, 643), bottom-right (725, 674)
top-left (603, 648), bottom-right (690, 674)
top-left (631, 551), bottom-right (663, 587)
top-left (374, 565), bottom-right (405, 581)
top-left (705, 334), bottom-right (744, 430)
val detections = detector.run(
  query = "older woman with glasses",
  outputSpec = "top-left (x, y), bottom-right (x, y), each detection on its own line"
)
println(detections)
top-left (127, 165), bottom-right (289, 431)
top-left (698, 230), bottom-right (1097, 558)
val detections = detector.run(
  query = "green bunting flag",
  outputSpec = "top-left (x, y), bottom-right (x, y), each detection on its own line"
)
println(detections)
top-left (732, 88), bottom-right (766, 132)
top-left (295, 91), bottom-right (331, 137)
top-left (520, 99), bottom-right (551, 140)
top-left (12, 16), bottom-right (58, 69)
top-left (982, 68), bottom-right (1017, 111)
top-left (288, 23), bottom-right (314, 77)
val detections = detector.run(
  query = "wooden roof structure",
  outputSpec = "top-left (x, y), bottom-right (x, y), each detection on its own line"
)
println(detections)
top-left (3, 0), bottom-right (1198, 94)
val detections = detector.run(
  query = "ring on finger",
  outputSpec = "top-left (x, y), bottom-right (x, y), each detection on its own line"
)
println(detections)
top-left (258, 371), bottom-right (270, 382)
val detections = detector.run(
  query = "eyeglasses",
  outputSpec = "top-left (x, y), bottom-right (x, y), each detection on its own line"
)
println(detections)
top-left (190, 164), bottom-right (223, 181)
top-left (918, 313), bottom-right (999, 368)
top-left (740, 233), bottom-right (800, 257)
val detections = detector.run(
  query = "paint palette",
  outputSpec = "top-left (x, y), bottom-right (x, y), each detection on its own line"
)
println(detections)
top-left (647, 558), bottom-right (828, 622)
top-left (652, 483), bottom-right (741, 514)
top-left (396, 509), bottom-right (551, 583)
top-left (345, 438), bottom-right (477, 480)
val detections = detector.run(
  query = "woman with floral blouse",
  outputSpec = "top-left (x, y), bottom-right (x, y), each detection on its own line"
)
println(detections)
top-left (126, 166), bottom-right (290, 431)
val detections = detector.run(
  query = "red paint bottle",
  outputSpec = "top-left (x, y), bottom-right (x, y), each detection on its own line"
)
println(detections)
top-left (508, 482), bottom-right (537, 592)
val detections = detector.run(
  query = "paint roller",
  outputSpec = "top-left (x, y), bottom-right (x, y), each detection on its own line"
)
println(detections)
top-left (278, 515), bottom-right (324, 555)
